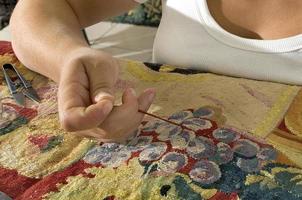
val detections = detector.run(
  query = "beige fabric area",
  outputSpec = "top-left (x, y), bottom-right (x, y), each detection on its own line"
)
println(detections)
top-left (117, 60), bottom-right (300, 139)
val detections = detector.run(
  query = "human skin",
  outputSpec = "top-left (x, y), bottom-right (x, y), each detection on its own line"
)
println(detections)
top-left (10, 0), bottom-right (155, 143)
top-left (207, 0), bottom-right (302, 40)
top-left (10, 0), bottom-right (302, 142)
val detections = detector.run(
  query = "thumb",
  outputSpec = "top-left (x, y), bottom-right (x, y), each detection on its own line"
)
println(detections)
top-left (88, 67), bottom-right (118, 104)
top-left (89, 70), bottom-right (116, 104)
top-left (93, 88), bottom-right (115, 104)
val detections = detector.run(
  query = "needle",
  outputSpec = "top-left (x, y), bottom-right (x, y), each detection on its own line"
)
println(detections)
top-left (138, 109), bottom-right (194, 132)
top-left (98, 107), bottom-right (195, 145)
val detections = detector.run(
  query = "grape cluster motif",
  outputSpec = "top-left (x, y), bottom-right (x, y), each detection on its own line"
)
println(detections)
top-left (84, 107), bottom-right (277, 185)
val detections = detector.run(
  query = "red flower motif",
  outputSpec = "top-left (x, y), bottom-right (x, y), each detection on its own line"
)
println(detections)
top-left (28, 135), bottom-right (50, 150)
top-left (28, 135), bottom-right (62, 152)
top-left (0, 41), bottom-right (14, 55)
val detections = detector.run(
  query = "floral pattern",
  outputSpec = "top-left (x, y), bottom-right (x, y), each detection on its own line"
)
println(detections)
top-left (159, 152), bottom-right (188, 173)
top-left (0, 0), bottom-right (17, 30)
top-left (84, 143), bottom-right (132, 168)
top-left (111, 0), bottom-right (161, 27)
top-left (189, 160), bottom-right (221, 185)
top-left (81, 107), bottom-right (284, 190)
top-left (28, 134), bottom-right (63, 153)
top-left (1, 41), bottom-right (302, 200)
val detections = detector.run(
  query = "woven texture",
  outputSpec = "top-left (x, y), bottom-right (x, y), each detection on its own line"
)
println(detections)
top-left (0, 41), bottom-right (302, 200)
top-left (0, 0), bottom-right (17, 30)
top-left (111, 0), bottom-right (161, 27)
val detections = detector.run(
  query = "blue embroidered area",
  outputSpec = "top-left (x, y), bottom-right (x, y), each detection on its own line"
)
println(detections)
top-left (0, 191), bottom-right (12, 200)
top-left (263, 162), bottom-right (292, 172)
top-left (240, 180), bottom-right (302, 200)
top-left (193, 160), bottom-right (247, 193)
top-left (111, 0), bottom-right (161, 27)
top-left (142, 163), bottom-right (158, 176)
top-left (80, 107), bottom-right (301, 198)
top-left (238, 163), bottom-right (302, 200)
top-left (173, 176), bottom-right (204, 200)
top-left (0, 116), bottom-right (28, 135)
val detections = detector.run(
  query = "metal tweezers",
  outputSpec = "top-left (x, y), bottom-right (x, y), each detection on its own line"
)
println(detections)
top-left (2, 63), bottom-right (40, 106)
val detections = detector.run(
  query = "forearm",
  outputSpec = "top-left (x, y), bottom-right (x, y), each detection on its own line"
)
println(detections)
top-left (10, 0), bottom-right (89, 82)
top-left (10, 0), bottom-right (137, 82)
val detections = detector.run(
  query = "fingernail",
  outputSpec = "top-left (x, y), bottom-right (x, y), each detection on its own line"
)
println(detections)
top-left (148, 91), bottom-right (155, 102)
top-left (95, 92), bottom-right (113, 102)
top-left (102, 101), bottom-right (113, 116)
top-left (129, 88), bottom-right (137, 97)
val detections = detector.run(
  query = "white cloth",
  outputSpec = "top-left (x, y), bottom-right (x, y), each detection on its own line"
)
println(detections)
top-left (152, 0), bottom-right (302, 85)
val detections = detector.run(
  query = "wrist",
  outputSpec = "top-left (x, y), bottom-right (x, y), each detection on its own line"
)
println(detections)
top-left (57, 46), bottom-right (90, 80)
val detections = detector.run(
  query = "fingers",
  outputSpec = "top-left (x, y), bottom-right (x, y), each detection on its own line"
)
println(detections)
top-left (121, 87), bottom-right (156, 116)
top-left (73, 128), bottom-right (106, 140)
top-left (59, 98), bottom-right (113, 131)
top-left (122, 88), bottom-right (138, 109)
top-left (61, 84), bottom-right (156, 143)
top-left (91, 81), bottom-right (115, 104)
top-left (73, 129), bottom-right (128, 144)
top-left (58, 54), bottom-right (119, 132)
top-left (97, 88), bottom-right (155, 141)
top-left (86, 57), bottom-right (119, 104)
top-left (58, 73), bottom-right (114, 131)
top-left (121, 88), bottom-right (156, 112)
top-left (138, 88), bottom-right (156, 112)
top-left (94, 90), bottom-right (114, 104)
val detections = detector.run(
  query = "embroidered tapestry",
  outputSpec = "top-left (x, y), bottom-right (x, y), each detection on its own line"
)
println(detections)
top-left (111, 0), bottom-right (161, 27)
top-left (0, 41), bottom-right (301, 200)
top-left (0, 0), bottom-right (17, 30)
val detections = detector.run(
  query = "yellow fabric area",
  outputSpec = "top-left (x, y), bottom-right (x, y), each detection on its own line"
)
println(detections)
top-left (267, 90), bottom-right (302, 168)
top-left (0, 55), bottom-right (95, 178)
top-left (1, 53), bottom-right (302, 199)
top-left (0, 55), bottom-right (301, 176)
top-left (252, 86), bottom-right (299, 136)
top-left (285, 90), bottom-right (302, 138)
top-left (0, 114), bottom-right (94, 178)
top-left (267, 132), bottom-right (302, 168)
top-left (245, 167), bottom-right (302, 185)
top-left (124, 60), bottom-right (299, 138)
top-left (245, 167), bottom-right (302, 190)
top-left (44, 159), bottom-right (217, 200)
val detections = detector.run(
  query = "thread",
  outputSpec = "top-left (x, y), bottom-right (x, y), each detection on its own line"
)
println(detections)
top-left (138, 109), bottom-right (194, 132)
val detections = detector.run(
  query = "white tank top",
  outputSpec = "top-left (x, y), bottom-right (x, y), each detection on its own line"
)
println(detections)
top-left (135, 0), bottom-right (302, 85)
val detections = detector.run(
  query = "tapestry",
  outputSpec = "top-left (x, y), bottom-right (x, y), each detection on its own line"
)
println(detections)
top-left (0, 41), bottom-right (301, 200)
top-left (0, 0), bottom-right (17, 30)
top-left (111, 0), bottom-right (161, 27)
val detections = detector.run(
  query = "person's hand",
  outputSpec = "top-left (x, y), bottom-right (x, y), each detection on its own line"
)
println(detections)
top-left (58, 47), bottom-right (155, 143)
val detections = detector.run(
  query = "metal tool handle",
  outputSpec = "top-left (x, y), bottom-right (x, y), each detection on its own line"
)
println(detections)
top-left (3, 63), bottom-right (32, 88)
top-left (2, 64), bottom-right (18, 94)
